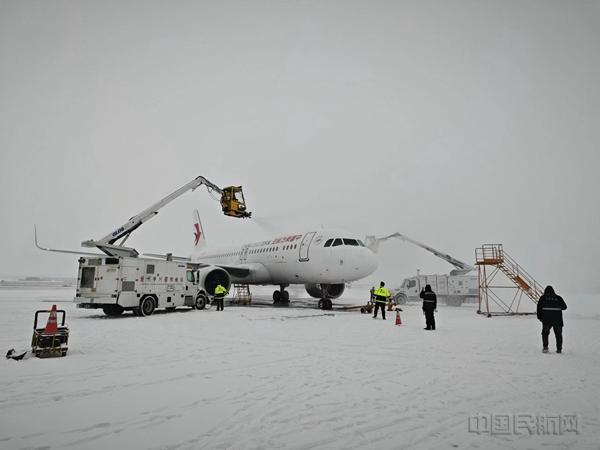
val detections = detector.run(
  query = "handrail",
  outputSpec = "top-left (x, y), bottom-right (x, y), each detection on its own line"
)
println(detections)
top-left (475, 244), bottom-right (543, 302)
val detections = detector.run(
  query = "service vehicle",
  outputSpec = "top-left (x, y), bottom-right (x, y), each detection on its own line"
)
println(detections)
top-left (365, 232), bottom-right (477, 306)
top-left (75, 255), bottom-right (228, 316)
top-left (393, 273), bottom-right (478, 306)
top-left (36, 175), bottom-right (248, 316)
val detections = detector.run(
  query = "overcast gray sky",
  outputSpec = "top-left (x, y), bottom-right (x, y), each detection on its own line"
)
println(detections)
top-left (1, 1), bottom-right (599, 292)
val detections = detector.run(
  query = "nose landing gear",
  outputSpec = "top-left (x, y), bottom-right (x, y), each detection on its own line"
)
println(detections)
top-left (273, 285), bottom-right (290, 306)
top-left (318, 298), bottom-right (333, 310)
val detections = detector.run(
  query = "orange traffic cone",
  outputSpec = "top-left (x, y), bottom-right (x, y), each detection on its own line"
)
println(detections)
top-left (44, 305), bottom-right (58, 334)
top-left (395, 309), bottom-right (402, 326)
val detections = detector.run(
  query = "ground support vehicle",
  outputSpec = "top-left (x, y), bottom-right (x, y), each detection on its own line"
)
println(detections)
top-left (392, 273), bottom-right (478, 306)
top-left (75, 256), bottom-right (226, 316)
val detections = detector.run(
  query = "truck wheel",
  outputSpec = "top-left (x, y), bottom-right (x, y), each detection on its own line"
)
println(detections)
top-left (195, 294), bottom-right (207, 310)
top-left (395, 294), bottom-right (407, 305)
top-left (102, 305), bottom-right (124, 317)
top-left (139, 296), bottom-right (156, 316)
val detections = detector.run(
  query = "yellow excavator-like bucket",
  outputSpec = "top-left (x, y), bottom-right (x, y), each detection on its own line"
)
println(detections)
top-left (220, 186), bottom-right (251, 218)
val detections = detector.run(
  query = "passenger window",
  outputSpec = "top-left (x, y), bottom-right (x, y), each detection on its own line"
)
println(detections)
top-left (343, 238), bottom-right (358, 246)
top-left (332, 239), bottom-right (343, 247)
top-left (146, 265), bottom-right (155, 274)
top-left (324, 239), bottom-right (333, 247)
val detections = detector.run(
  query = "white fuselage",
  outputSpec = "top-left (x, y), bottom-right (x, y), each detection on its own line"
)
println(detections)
top-left (192, 230), bottom-right (378, 286)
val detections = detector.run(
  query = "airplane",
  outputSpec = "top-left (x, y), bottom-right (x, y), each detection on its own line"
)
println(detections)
top-left (185, 210), bottom-right (379, 310)
top-left (35, 174), bottom-right (378, 311)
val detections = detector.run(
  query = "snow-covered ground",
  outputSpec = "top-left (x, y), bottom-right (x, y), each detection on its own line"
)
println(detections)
top-left (1, 287), bottom-right (599, 450)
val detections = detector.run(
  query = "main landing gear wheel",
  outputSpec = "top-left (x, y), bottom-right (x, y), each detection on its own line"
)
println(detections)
top-left (318, 299), bottom-right (332, 310)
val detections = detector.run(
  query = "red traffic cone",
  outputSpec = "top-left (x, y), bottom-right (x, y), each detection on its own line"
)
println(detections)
top-left (395, 309), bottom-right (402, 326)
top-left (44, 305), bottom-right (58, 334)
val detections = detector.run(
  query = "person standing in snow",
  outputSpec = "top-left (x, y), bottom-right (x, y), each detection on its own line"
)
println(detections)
top-left (214, 284), bottom-right (228, 311)
top-left (372, 281), bottom-right (390, 320)
top-left (420, 284), bottom-right (437, 330)
top-left (537, 285), bottom-right (567, 353)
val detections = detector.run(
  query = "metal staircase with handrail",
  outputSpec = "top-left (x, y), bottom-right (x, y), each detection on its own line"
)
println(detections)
top-left (231, 284), bottom-right (252, 305)
top-left (475, 244), bottom-right (543, 316)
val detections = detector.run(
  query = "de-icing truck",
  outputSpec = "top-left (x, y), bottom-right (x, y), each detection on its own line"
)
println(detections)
top-left (36, 175), bottom-right (250, 317)
top-left (74, 255), bottom-right (228, 316)
top-left (393, 273), bottom-right (478, 306)
top-left (364, 232), bottom-right (477, 306)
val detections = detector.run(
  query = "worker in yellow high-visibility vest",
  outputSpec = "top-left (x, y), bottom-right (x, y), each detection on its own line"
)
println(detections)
top-left (373, 281), bottom-right (390, 320)
top-left (214, 284), bottom-right (228, 311)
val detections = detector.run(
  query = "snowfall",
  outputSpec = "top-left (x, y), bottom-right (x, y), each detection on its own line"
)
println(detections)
top-left (1, 287), bottom-right (599, 450)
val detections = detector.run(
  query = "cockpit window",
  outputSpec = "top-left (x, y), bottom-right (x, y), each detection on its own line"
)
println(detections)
top-left (324, 239), bottom-right (333, 247)
top-left (357, 240), bottom-right (365, 247)
top-left (332, 238), bottom-right (343, 247)
top-left (343, 238), bottom-right (359, 246)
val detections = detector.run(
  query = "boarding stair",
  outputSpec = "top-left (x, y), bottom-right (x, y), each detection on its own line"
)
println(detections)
top-left (475, 244), bottom-right (544, 316)
top-left (231, 284), bottom-right (252, 305)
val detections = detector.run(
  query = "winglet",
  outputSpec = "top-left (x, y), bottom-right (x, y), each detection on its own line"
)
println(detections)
top-left (34, 225), bottom-right (106, 256)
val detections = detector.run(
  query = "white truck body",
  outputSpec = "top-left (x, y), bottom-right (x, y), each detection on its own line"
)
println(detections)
top-left (75, 255), bottom-right (209, 315)
top-left (393, 274), bottom-right (478, 306)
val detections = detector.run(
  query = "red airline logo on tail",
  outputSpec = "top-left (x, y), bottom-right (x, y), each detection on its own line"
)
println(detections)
top-left (194, 223), bottom-right (202, 246)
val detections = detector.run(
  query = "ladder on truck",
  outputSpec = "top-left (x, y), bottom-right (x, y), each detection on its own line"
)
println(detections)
top-left (475, 244), bottom-right (544, 316)
top-left (231, 284), bottom-right (252, 305)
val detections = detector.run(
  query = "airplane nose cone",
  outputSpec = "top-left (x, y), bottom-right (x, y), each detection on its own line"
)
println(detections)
top-left (362, 247), bottom-right (379, 276)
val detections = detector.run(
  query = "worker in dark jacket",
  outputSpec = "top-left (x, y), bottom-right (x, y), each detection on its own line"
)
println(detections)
top-left (214, 284), bottom-right (228, 311)
top-left (537, 285), bottom-right (567, 353)
top-left (420, 284), bottom-right (437, 330)
top-left (373, 282), bottom-right (390, 320)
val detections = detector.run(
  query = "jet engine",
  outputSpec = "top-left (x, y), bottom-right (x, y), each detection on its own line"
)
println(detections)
top-left (197, 266), bottom-right (231, 294)
top-left (304, 283), bottom-right (345, 299)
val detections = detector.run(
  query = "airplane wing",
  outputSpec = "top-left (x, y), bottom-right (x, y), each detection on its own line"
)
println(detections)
top-left (34, 225), bottom-right (108, 257)
top-left (144, 253), bottom-right (191, 261)
top-left (196, 263), bottom-right (251, 278)
top-left (143, 252), bottom-right (252, 277)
